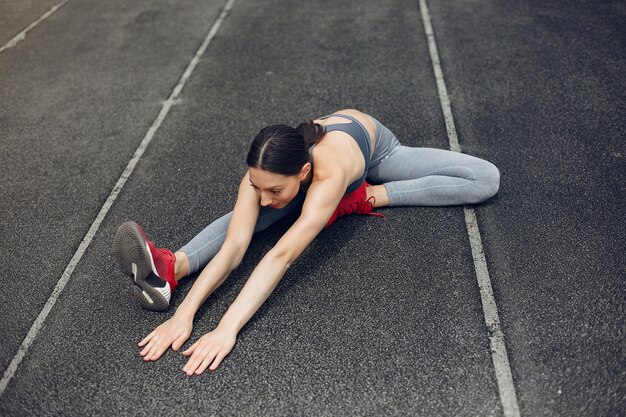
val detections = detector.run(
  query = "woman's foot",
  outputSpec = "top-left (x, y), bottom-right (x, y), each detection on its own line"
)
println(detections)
top-left (112, 221), bottom-right (178, 311)
top-left (324, 181), bottom-right (386, 228)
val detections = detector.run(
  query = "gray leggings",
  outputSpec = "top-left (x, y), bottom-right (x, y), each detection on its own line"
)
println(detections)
top-left (179, 118), bottom-right (500, 273)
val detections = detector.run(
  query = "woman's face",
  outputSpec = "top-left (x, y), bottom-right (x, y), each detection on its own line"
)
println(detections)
top-left (248, 164), bottom-right (310, 209)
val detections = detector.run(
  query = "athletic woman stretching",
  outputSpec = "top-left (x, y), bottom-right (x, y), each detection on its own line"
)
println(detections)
top-left (112, 109), bottom-right (500, 375)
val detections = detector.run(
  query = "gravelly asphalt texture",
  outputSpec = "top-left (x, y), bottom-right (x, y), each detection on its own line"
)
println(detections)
top-left (1, 0), bottom-right (624, 416)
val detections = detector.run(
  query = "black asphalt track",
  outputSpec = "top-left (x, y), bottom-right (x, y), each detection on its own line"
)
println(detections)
top-left (0, 0), bottom-right (225, 373)
top-left (1, 0), bottom-right (624, 416)
top-left (428, 1), bottom-right (625, 415)
top-left (0, 0), bottom-right (61, 43)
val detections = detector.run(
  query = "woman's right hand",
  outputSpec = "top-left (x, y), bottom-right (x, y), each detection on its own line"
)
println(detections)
top-left (138, 315), bottom-right (192, 361)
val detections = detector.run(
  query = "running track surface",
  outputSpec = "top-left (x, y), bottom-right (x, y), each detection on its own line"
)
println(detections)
top-left (0, 0), bottom-right (624, 416)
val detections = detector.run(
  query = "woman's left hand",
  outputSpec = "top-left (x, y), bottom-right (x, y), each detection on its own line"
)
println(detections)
top-left (182, 326), bottom-right (237, 375)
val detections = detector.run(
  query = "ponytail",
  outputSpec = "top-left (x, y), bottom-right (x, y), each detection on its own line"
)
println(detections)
top-left (296, 120), bottom-right (325, 147)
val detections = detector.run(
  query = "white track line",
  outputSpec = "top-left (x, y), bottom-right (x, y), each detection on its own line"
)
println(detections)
top-left (0, 0), bottom-right (69, 54)
top-left (418, 1), bottom-right (521, 416)
top-left (0, 0), bottom-right (237, 397)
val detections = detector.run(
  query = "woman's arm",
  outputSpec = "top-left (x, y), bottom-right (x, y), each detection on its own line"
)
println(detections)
top-left (138, 171), bottom-right (261, 362)
top-left (217, 177), bottom-right (345, 332)
top-left (175, 171), bottom-right (261, 319)
top-left (181, 159), bottom-right (348, 375)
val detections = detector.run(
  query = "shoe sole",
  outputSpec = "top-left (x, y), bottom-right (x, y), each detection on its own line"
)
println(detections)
top-left (112, 221), bottom-right (170, 311)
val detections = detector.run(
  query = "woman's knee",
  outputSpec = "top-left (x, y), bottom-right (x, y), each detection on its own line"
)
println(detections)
top-left (475, 162), bottom-right (500, 202)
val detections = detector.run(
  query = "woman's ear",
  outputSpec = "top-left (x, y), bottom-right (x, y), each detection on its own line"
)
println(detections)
top-left (299, 162), bottom-right (312, 180)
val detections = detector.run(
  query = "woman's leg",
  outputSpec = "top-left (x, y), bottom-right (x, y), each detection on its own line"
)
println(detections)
top-left (177, 192), bottom-right (305, 274)
top-left (367, 119), bottom-right (500, 207)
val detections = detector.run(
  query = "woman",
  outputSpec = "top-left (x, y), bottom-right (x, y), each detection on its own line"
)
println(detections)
top-left (112, 109), bottom-right (500, 375)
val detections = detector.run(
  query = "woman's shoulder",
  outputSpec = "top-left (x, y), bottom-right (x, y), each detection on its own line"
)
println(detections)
top-left (308, 127), bottom-right (360, 182)
top-left (309, 143), bottom-right (351, 184)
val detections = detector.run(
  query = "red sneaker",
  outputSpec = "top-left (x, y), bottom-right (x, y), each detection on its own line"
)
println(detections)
top-left (325, 181), bottom-right (386, 229)
top-left (112, 221), bottom-right (177, 311)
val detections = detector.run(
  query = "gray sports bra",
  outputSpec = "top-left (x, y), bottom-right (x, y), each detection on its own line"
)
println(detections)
top-left (308, 114), bottom-right (372, 194)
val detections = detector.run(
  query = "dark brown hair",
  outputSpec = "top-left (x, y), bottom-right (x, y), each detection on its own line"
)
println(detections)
top-left (246, 121), bottom-right (325, 176)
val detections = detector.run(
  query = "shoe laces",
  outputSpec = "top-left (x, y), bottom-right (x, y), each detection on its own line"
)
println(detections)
top-left (337, 195), bottom-right (386, 219)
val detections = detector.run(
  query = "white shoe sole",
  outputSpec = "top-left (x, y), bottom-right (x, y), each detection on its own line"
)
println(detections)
top-left (112, 221), bottom-right (171, 311)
